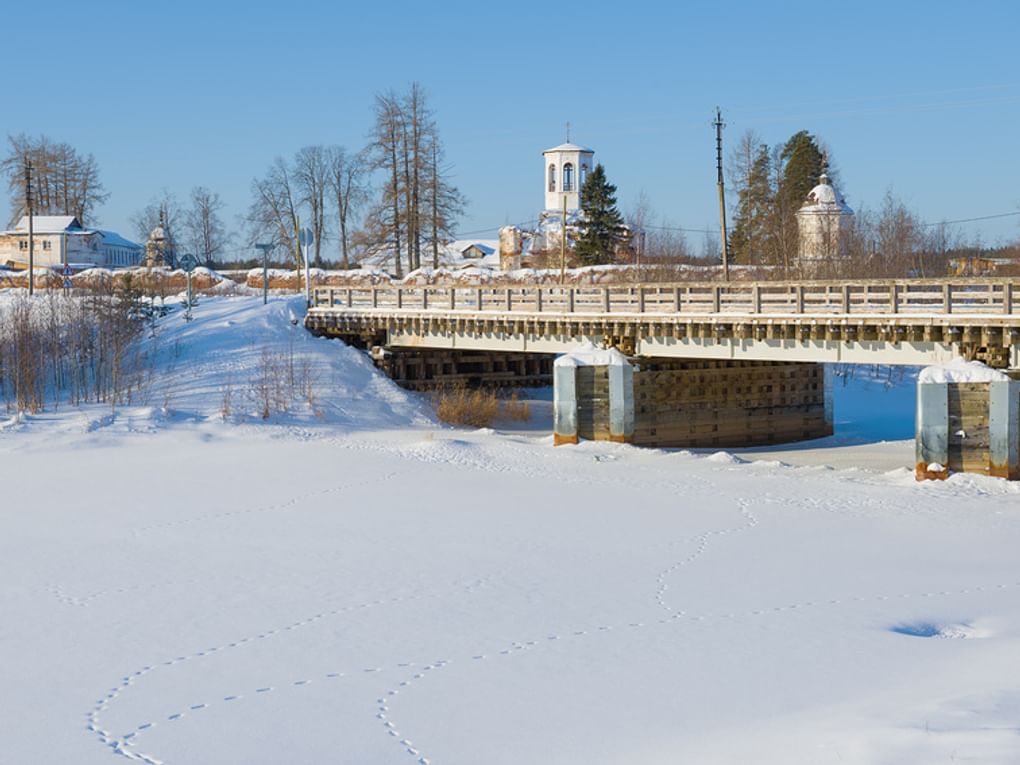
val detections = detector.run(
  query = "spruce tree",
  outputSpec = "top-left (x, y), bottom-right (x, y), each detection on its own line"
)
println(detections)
top-left (574, 164), bottom-right (625, 266)
top-left (778, 130), bottom-right (824, 211)
top-left (729, 143), bottom-right (772, 265)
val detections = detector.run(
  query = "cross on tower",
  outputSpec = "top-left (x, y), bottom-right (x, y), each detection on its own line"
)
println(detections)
top-left (565, 121), bottom-right (571, 142)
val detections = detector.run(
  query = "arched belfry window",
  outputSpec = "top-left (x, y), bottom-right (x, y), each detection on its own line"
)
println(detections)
top-left (563, 163), bottom-right (575, 192)
top-left (580, 163), bottom-right (588, 187)
top-left (548, 164), bottom-right (556, 192)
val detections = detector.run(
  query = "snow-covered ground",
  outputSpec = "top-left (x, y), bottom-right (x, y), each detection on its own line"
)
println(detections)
top-left (2, 295), bottom-right (1020, 764)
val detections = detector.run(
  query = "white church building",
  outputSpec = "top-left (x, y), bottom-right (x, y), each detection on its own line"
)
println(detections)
top-left (796, 172), bottom-right (854, 265)
top-left (531, 139), bottom-right (595, 255)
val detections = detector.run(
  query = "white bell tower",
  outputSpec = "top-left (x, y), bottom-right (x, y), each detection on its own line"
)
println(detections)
top-left (543, 125), bottom-right (594, 213)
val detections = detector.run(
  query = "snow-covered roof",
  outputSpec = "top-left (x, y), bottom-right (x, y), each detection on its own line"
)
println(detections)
top-left (98, 230), bottom-right (143, 250)
top-left (12, 215), bottom-right (83, 233)
top-left (460, 242), bottom-right (494, 257)
top-left (543, 142), bottom-right (594, 155)
top-left (798, 175), bottom-right (853, 215)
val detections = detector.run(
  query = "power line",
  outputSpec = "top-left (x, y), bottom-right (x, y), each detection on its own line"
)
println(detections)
top-left (921, 210), bottom-right (1020, 227)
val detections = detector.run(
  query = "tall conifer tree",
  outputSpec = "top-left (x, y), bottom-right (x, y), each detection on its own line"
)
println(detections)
top-left (575, 163), bottom-right (625, 266)
top-left (729, 143), bottom-right (772, 265)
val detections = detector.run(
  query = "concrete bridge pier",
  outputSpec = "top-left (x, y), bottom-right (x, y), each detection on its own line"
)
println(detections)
top-left (553, 348), bottom-right (635, 446)
top-left (554, 350), bottom-right (831, 449)
top-left (915, 371), bottom-right (1020, 480)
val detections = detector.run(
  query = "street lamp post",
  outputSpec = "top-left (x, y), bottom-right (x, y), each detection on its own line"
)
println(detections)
top-left (254, 243), bottom-right (274, 305)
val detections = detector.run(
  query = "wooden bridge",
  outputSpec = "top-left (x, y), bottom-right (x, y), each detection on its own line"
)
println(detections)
top-left (306, 278), bottom-right (1020, 368)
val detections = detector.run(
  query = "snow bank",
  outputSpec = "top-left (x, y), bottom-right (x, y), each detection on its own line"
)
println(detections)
top-left (554, 341), bottom-right (630, 368)
top-left (918, 358), bottom-right (1009, 384)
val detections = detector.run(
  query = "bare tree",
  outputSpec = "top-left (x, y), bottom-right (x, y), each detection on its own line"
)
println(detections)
top-left (365, 84), bottom-right (463, 275)
top-left (246, 158), bottom-right (300, 268)
top-left (2, 134), bottom-right (108, 226)
top-left (326, 146), bottom-right (369, 270)
top-left (130, 190), bottom-right (181, 243)
top-left (183, 186), bottom-right (229, 267)
top-left (425, 133), bottom-right (465, 269)
top-left (293, 146), bottom-right (329, 267)
top-left (367, 91), bottom-right (406, 277)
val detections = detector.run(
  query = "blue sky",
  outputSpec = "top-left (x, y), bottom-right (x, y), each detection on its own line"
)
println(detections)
top-left (3, 0), bottom-right (1019, 255)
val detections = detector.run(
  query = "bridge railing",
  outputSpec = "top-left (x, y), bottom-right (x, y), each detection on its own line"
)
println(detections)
top-left (311, 279), bottom-right (1020, 317)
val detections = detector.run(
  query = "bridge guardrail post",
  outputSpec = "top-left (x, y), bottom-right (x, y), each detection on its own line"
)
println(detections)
top-left (569, 288), bottom-right (575, 313)
top-left (346, 288), bottom-right (353, 308)
top-left (796, 285), bottom-right (804, 314)
top-left (1005, 282), bottom-right (1014, 315)
top-left (712, 286), bottom-right (721, 313)
top-left (372, 288), bottom-right (378, 308)
top-left (537, 288), bottom-right (543, 313)
top-left (397, 288), bottom-right (403, 309)
top-left (638, 286), bottom-right (646, 313)
top-left (675, 286), bottom-right (683, 313)
top-left (753, 284), bottom-right (761, 314)
top-left (603, 288), bottom-right (611, 314)
top-left (891, 283), bottom-right (899, 314)
top-left (506, 288), bottom-right (512, 312)
top-left (477, 288), bottom-right (483, 310)
top-left (943, 283), bottom-right (951, 314)
top-left (329, 287), bottom-right (337, 307)
top-left (450, 287), bottom-right (457, 310)
top-left (423, 288), bottom-right (429, 310)
top-left (842, 284), bottom-right (850, 315)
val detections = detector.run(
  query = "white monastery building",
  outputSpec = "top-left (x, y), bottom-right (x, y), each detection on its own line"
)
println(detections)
top-left (0, 216), bottom-right (143, 270)
top-left (796, 172), bottom-right (854, 264)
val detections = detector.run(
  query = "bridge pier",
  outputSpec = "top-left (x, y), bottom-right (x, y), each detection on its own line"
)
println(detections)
top-left (916, 371), bottom-right (1020, 480)
top-left (554, 350), bottom-right (831, 449)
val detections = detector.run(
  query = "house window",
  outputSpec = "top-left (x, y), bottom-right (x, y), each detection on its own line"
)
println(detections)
top-left (42, 240), bottom-right (51, 250)
top-left (548, 164), bottom-right (556, 192)
top-left (563, 163), bottom-right (574, 192)
top-left (19, 240), bottom-right (27, 250)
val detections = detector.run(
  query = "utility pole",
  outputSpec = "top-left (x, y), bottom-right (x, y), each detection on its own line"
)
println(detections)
top-left (560, 193), bottom-right (568, 284)
top-left (25, 159), bottom-right (35, 296)
top-left (713, 107), bottom-right (730, 282)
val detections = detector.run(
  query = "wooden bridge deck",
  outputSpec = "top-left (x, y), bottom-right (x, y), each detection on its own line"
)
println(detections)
top-left (305, 278), bottom-right (1020, 368)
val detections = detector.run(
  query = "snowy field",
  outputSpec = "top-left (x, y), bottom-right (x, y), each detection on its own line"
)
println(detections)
top-left (2, 295), bottom-right (1020, 764)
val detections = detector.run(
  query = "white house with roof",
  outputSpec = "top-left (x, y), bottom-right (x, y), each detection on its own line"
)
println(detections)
top-left (0, 216), bottom-right (143, 270)
top-left (796, 173), bottom-right (854, 264)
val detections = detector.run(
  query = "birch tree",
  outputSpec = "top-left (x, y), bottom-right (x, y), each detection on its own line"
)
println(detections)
top-left (183, 186), bottom-right (229, 267)
top-left (247, 157), bottom-right (301, 268)
top-left (293, 145), bottom-right (329, 267)
top-left (326, 146), bottom-right (369, 270)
